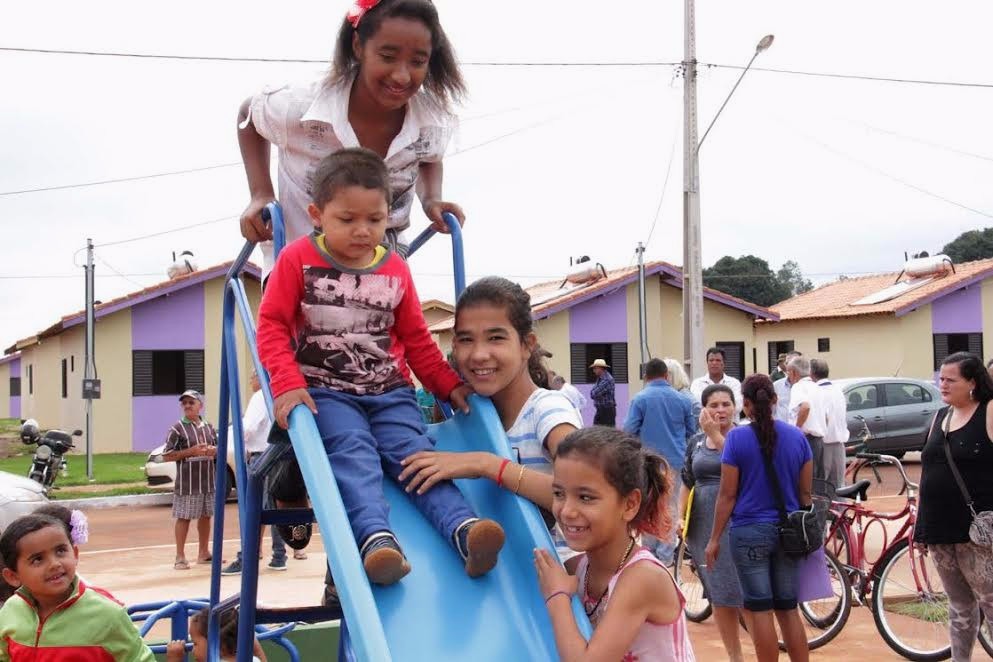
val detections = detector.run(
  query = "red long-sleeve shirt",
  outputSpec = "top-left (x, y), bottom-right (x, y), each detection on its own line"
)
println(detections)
top-left (257, 237), bottom-right (461, 401)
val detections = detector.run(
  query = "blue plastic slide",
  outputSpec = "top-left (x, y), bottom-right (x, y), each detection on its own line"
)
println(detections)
top-left (287, 394), bottom-right (592, 662)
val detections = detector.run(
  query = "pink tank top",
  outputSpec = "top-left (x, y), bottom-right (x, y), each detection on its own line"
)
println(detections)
top-left (577, 548), bottom-right (696, 662)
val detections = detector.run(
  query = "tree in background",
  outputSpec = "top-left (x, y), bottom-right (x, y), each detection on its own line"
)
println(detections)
top-left (942, 228), bottom-right (993, 263)
top-left (703, 255), bottom-right (813, 307)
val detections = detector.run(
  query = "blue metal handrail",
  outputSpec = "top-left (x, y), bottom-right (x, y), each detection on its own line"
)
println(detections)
top-left (213, 202), bottom-right (466, 662)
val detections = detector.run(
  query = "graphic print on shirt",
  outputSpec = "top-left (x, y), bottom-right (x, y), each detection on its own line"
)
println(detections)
top-left (297, 266), bottom-right (408, 395)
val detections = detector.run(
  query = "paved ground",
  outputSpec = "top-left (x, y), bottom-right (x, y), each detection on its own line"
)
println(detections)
top-left (77, 457), bottom-right (947, 659)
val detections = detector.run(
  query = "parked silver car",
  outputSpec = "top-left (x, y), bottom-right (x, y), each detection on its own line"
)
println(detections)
top-left (0, 470), bottom-right (48, 530)
top-left (833, 377), bottom-right (942, 456)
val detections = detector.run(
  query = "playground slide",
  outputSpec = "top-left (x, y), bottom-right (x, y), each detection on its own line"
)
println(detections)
top-left (287, 394), bottom-right (592, 662)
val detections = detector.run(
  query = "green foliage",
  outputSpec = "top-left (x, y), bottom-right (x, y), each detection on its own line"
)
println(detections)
top-left (942, 228), bottom-right (993, 263)
top-left (703, 255), bottom-right (813, 306)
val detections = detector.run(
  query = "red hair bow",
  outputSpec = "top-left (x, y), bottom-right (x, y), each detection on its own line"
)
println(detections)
top-left (347, 0), bottom-right (382, 28)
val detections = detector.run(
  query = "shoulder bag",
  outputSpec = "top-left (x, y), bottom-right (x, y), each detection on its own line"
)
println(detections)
top-left (759, 447), bottom-right (823, 557)
top-left (942, 411), bottom-right (993, 549)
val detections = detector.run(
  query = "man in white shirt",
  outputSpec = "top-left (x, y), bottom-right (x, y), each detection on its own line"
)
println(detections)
top-left (690, 347), bottom-right (743, 417)
top-left (812, 359), bottom-right (850, 492)
top-left (551, 375), bottom-right (587, 418)
top-left (787, 356), bottom-right (829, 482)
top-left (773, 350), bottom-right (803, 422)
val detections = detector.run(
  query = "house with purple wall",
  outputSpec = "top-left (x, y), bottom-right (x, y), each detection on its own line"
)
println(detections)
top-left (2, 263), bottom-right (260, 453)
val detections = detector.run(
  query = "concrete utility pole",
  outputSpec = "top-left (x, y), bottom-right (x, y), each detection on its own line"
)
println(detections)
top-left (682, 0), bottom-right (704, 379)
top-left (682, 0), bottom-right (773, 378)
top-left (83, 239), bottom-right (95, 481)
top-left (636, 242), bottom-right (650, 378)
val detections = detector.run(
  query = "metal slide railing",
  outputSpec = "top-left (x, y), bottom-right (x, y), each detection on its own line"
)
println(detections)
top-left (209, 203), bottom-right (465, 662)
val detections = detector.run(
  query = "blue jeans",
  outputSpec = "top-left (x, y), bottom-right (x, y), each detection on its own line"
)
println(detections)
top-left (729, 521), bottom-right (798, 612)
top-left (311, 386), bottom-right (475, 546)
top-left (236, 452), bottom-right (287, 562)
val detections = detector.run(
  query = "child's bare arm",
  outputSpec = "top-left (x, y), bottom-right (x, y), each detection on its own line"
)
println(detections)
top-left (237, 96), bottom-right (275, 242)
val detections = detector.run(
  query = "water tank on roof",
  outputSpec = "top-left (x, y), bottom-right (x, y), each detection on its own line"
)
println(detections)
top-left (565, 257), bottom-right (606, 284)
top-left (167, 251), bottom-right (198, 280)
top-left (904, 254), bottom-right (953, 279)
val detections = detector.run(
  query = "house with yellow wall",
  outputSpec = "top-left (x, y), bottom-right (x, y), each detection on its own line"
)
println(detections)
top-left (756, 257), bottom-right (993, 379)
top-left (2, 263), bottom-right (261, 452)
top-left (430, 261), bottom-right (778, 424)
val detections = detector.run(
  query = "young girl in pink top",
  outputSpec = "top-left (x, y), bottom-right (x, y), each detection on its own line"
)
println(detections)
top-left (534, 427), bottom-right (696, 661)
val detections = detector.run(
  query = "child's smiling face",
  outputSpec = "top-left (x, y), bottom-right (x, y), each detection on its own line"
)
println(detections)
top-left (2, 525), bottom-right (78, 605)
top-left (551, 456), bottom-right (640, 552)
top-left (452, 303), bottom-right (532, 397)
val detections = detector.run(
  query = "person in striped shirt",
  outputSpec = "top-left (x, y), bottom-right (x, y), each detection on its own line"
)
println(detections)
top-left (162, 390), bottom-right (217, 571)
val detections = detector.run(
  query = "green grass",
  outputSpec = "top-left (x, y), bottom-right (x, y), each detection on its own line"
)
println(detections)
top-left (0, 452), bottom-right (147, 486)
top-left (887, 598), bottom-right (950, 623)
top-left (50, 485), bottom-right (157, 500)
top-left (0, 418), bottom-right (21, 435)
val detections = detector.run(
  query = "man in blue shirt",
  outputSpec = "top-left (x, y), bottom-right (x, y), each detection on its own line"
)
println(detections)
top-left (623, 358), bottom-right (697, 561)
top-left (589, 358), bottom-right (617, 427)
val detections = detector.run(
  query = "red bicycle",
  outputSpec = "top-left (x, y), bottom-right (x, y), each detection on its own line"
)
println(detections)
top-left (825, 452), bottom-right (993, 660)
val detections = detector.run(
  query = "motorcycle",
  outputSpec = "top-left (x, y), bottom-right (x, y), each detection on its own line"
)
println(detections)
top-left (20, 419), bottom-right (81, 493)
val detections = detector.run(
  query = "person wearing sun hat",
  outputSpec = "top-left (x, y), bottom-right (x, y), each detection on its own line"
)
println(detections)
top-left (589, 358), bottom-right (617, 427)
top-left (162, 389), bottom-right (217, 570)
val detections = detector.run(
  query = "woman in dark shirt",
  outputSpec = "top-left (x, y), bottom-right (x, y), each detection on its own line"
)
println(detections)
top-left (915, 352), bottom-right (993, 661)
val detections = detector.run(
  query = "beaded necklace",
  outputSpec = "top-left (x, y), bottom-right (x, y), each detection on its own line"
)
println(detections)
top-left (583, 536), bottom-right (636, 617)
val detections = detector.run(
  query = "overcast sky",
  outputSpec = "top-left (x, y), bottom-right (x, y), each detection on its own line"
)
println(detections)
top-left (2, 0), bottom-right (992, 347)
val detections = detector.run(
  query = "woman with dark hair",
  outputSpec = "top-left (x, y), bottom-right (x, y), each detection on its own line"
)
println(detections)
top-left (705, 374), bottom-right (812, 662)
top-left (678, 384), bottom-right (744, 661)
top-left (914, 351), bottom-right (993, 661)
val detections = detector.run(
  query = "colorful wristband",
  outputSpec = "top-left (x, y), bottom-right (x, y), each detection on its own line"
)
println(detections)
top-left (495, 458), bottom-right (511, 487)
top-left (544, 590), bottom-right (571, 605)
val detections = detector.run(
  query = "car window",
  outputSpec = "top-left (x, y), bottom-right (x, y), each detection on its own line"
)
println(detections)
top-left (922, 388), bottom-right (933, 402)
top-left (883, 383), bottom-right (924, 407)
top-left (847, 384), bottom-right (878, 411)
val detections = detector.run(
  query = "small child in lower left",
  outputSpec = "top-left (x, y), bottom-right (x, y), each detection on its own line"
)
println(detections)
top-left (0, 513), bottom-right (155, 661)
top-left (166, 607), bottom-right (266, 662)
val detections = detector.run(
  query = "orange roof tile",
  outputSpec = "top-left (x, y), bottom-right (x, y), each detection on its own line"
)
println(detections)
top-left (771, 258), bottom-right (993, 321)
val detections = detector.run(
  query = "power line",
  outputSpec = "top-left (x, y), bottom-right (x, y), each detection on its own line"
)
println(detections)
top-left (93, 214), bottom-right (238, 248)
top-left (0, 46), bottom-right (679, 67)
top-left (0, 273), bottom-right (161, 280)
top-left (93, 254), bottom-right (148, 289)
top-left (702, 62), bottom-right (993, 89)
top-left (774, 115), bottom-right (993, 221)
top-left (0, 162), bottom-right (241, 197)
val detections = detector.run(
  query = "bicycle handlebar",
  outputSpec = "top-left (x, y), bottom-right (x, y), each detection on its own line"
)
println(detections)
top-left (855, 452), bottom-right (919, 492)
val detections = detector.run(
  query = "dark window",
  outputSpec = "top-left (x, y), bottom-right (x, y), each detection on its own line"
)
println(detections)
top-left (767, 340), bottom-right (795, 372)
top-left (883, 382), bottom-right (925, 407)
top-left (28, 365), bottom-right (32, 395)
top-left (846, 384), bottom-right (879, 412)
top-left (933, 333), bottom-right (983, 370)
top-left (9, 377), bottom-right (20, 397)
top-left (570, 343), bottom-right (628, 384)
top-left (61, 359), bottom-right (68, 399)
top-left (818, 337), bottom-right (831, 352)
top-left (716, 342), bottom-right (745, 381)
top-left (132, 350), bottom-right (205, 396)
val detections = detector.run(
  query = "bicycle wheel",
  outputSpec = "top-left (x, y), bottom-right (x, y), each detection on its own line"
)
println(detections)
top-left (979, 616), bottom-right (993, 658)
top-left (852, 460), bottom-right (907, 497)
top-left (673, 538), bottom-right (712, 623)
top-left (871, 539), bottom-right (951, 661)
top-left (785, 550), bottom-right (853, 651)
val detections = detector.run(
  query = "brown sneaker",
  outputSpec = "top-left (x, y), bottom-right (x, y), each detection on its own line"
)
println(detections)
top-left (455, 518), bottom-right (505, 578)
top-left (360, 532), bottom-right (411, 586)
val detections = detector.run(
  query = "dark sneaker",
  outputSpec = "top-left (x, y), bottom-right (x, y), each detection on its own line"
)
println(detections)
top-left (321, 583), bottom-right (342, 611)
top-left (221, 558), bottom-right (243, 575)
top-left (360, 532), bottom-right (411, 586)
top-left (277, 523), bottom-right (312, 551)
top-left (455, 518), bottom-right (505, 578)
top-left (268, 557), bottom-right (287, 571)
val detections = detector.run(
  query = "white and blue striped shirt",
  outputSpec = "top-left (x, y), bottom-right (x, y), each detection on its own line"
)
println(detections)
top-left (506, 389), bottom-right (583, 472)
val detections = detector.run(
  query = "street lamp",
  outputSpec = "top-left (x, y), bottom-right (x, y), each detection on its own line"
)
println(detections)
top-left (681, 24), bottom-right (774, 378)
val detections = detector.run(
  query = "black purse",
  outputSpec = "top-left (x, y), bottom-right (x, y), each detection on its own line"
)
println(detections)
top-left (760, 449), bottom-right (823, 557)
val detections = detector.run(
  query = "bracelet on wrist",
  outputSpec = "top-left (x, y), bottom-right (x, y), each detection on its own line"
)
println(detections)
top-left (544, 590), bottom-right (571, 605)
top-left (495, 458), bottom-right (511, 488)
